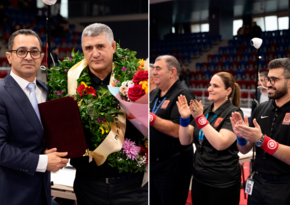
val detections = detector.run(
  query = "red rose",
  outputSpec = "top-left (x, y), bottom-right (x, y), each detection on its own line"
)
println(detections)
top-left (86, 86), bottom-right (96, 97)
top-left (133, 70), bottom-right (148, 84)
top-left (76, 84), bottom-right (86, 97)
top-left (128, 84), bottom-right (145, 102)
top-left (139, 145), bottom-right (148, 164)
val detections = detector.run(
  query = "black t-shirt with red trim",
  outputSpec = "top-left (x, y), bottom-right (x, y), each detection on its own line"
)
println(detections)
top-left (150, 80), bottom-right (195, 159)
top-left (190, 100), bottom-right (243, 188)
top-left (250, 99), bottom-right (290, 175)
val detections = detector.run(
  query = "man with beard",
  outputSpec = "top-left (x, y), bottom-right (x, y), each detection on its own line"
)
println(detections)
top-left (230, 58), bottom-right (290, 204)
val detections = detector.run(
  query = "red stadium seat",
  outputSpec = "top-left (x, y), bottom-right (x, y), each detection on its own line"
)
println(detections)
top-left (238, 45), bottom-right (247, 52)
top-left (202, 62), bottom-right (210, 70)
top-left (0, 71), bottom-right (8, 78)
top-left (285, 50), bottom-right (290, 58)
top-left (241, 92), bottom-right (249, 98)
top-left (216, 62), bottom-right (224, 70)
top-left (207, 54), bottom-right (214, 62)
top-left (267, 51), bottom-right (276, 60)
top-left (247, 60), bottom-right (257, 70)
top-left (235, 53), bottom-right (243, 61)
top-left (250, 52), bottom-right (258, 61)
top-left (221, 53), bottom-right (228, 62)
top-left (193, 91), bottom-right (202, 97)
top-left (231, 61), bottom-right (240, 70)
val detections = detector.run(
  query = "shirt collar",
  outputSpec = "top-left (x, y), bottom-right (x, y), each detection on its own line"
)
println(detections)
top-left (157, 79), bottom-right (179, 98)
top-left (208, 100), bottom-right (231, 116)
top-left (88, 68), bottom-right (111, 86)
top-left (10, 70), bottom-right (37, 90)
top-left (271, 99), bottom-right (290, 113)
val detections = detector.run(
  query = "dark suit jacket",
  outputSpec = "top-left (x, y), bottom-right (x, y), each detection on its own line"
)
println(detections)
top-left (0, 74), bottom-right (50, 205)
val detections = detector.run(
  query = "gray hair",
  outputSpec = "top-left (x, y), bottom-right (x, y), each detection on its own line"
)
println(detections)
top-left (149, 63), bottom-right (154, 73)
top-left (81, 23), bottom-right (114, 47)
top-left (268, 58), bottom-right (290, 77)
top-left (155, 55), bottom-right (181, 76)
top-left (259, 71), bottom-right (268, 78)
top-left (8, 29), bottom-right (42, 51)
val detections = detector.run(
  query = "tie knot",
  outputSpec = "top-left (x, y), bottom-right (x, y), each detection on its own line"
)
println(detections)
top-left (27, 83), bottom-right (36, 92)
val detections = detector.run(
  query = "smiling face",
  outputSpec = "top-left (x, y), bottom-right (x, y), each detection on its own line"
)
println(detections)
top-left (267, 68), bottom-right (289, 100)
top-left (152, 58), bottom-right (173, 90)
top-left (82, 33), bottom-right (116, 74)
top-left (6, 34), bottom-right (44, 82)
top-left (208, 75), bottom-right (232, 103)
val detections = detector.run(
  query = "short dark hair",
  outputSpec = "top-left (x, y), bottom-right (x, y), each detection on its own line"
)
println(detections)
top-left (268, 58), bottom-right (290, 77)
top-left (8, 29), bottom-right (42, 51)
top-left (155, 55), bottom-right (181, 76)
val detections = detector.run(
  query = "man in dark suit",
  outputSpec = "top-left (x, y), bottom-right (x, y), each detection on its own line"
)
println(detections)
top-left (0, 29), bottom-right (69, 205)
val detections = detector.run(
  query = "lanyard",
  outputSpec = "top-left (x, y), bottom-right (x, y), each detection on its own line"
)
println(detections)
top-left (152, 97), bottom-right (167, 114)
top-left (198, 113), bottom-right (217, 142)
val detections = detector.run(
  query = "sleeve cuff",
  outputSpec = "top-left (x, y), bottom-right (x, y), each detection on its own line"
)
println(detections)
top-left (36, 154), bottom-right (48, 172)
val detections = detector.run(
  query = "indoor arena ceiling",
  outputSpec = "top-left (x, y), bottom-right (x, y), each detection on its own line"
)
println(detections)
top-left (151, 0), bottom-right (289, 23)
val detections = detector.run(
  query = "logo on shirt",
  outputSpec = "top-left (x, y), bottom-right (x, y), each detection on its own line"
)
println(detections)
top-left (282, 113), bottom-right (290, 125)
top-left (161, 100), bottom-right (170, 109)
top-left (214, 117), bottom-right (223, 127)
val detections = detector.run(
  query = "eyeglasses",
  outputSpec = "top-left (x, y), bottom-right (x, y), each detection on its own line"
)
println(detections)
top-left (264, 76), bottom-right (290, 85)
top-left (9, 48), bottom-right (43, 59)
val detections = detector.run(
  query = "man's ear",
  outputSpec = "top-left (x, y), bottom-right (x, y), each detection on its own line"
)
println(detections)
top-left (171, 67), bottom-right (177, 76)
top-left (112, 41), bottom-right (116, 53)
top-left (6, 52), bottom-right (11, 65)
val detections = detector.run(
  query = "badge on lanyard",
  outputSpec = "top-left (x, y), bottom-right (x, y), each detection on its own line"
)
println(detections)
top-left (245, 172), bottom-right (255, 195)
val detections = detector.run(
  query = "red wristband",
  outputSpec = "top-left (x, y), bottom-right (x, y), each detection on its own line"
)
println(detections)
top-left (261, 134), bottom-right (279, 155)
top-left (195, 114), bottom-right (209, 129)
top-left (150, 113), bottom-right (157, 126)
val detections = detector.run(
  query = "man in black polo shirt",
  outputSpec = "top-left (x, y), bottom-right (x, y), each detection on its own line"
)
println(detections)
top-left (70, 23), bottom-right (147, 205)
top-left (231, 58), bottom-right (290, 204)
top-left (150, 55), bottom-right (195, 205)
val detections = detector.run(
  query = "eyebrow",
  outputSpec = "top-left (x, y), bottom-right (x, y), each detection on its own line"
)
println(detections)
top-left (84, 43), bottom-right (105, 49)
top-left (154, 66), bottom-right (161, 69)
top-left (16, 46), bottom-right (40, 50)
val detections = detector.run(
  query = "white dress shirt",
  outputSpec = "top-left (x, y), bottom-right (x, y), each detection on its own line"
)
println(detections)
top-left (260, 91), bottom-right (269, 104)
top-left (10, 70), bottom-right (48, 172)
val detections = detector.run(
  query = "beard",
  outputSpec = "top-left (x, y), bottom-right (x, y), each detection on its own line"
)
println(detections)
top-left (268, 82), bottom-right (288, 100)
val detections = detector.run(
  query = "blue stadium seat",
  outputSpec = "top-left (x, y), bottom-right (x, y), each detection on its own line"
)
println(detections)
top-left (209, 62), bottom-right (217, 71)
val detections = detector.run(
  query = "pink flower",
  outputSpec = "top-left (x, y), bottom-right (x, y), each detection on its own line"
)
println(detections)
top-left (122, 67), bottom-right (127, 71)
top-left (120, 85), bottom-right (128, 96)
top-left (122, 139), bottom-right (140, 161)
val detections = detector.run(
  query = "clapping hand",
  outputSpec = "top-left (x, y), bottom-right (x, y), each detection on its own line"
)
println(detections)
top-left (176, 95), bottom-right (191, 119)
top-left (230, 112), bottom-right (248, 137)
top-left (189, 99), bottom-right (203, 119)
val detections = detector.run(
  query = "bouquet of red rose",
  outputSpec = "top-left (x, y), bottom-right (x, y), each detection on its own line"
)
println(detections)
top-left (109, 67), bottom-right (148, 137)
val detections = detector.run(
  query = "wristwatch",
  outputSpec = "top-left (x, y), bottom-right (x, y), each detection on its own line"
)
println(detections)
top-left (255, 134), bottom-right (265, 147)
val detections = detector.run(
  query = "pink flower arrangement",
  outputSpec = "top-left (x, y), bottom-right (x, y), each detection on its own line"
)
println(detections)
top-left (122, 139), bottom-right (141, 161)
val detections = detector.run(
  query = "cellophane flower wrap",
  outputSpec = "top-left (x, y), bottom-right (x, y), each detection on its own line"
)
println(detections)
top-left (46, 45), bottom-right (148, 173)
top-left (109, 47), bottom-right (149, 138)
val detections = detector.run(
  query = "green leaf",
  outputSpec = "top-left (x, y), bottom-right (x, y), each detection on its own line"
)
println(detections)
top-left (105, 114), bottom-right (114, 122)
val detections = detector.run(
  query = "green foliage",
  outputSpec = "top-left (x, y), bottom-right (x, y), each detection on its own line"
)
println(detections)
top-left (112, 43), bottom-right (140, 86)
top-left (46, 49), bottom-right (85, 100)
top-left (46, 46), bottom-right (147, 173)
